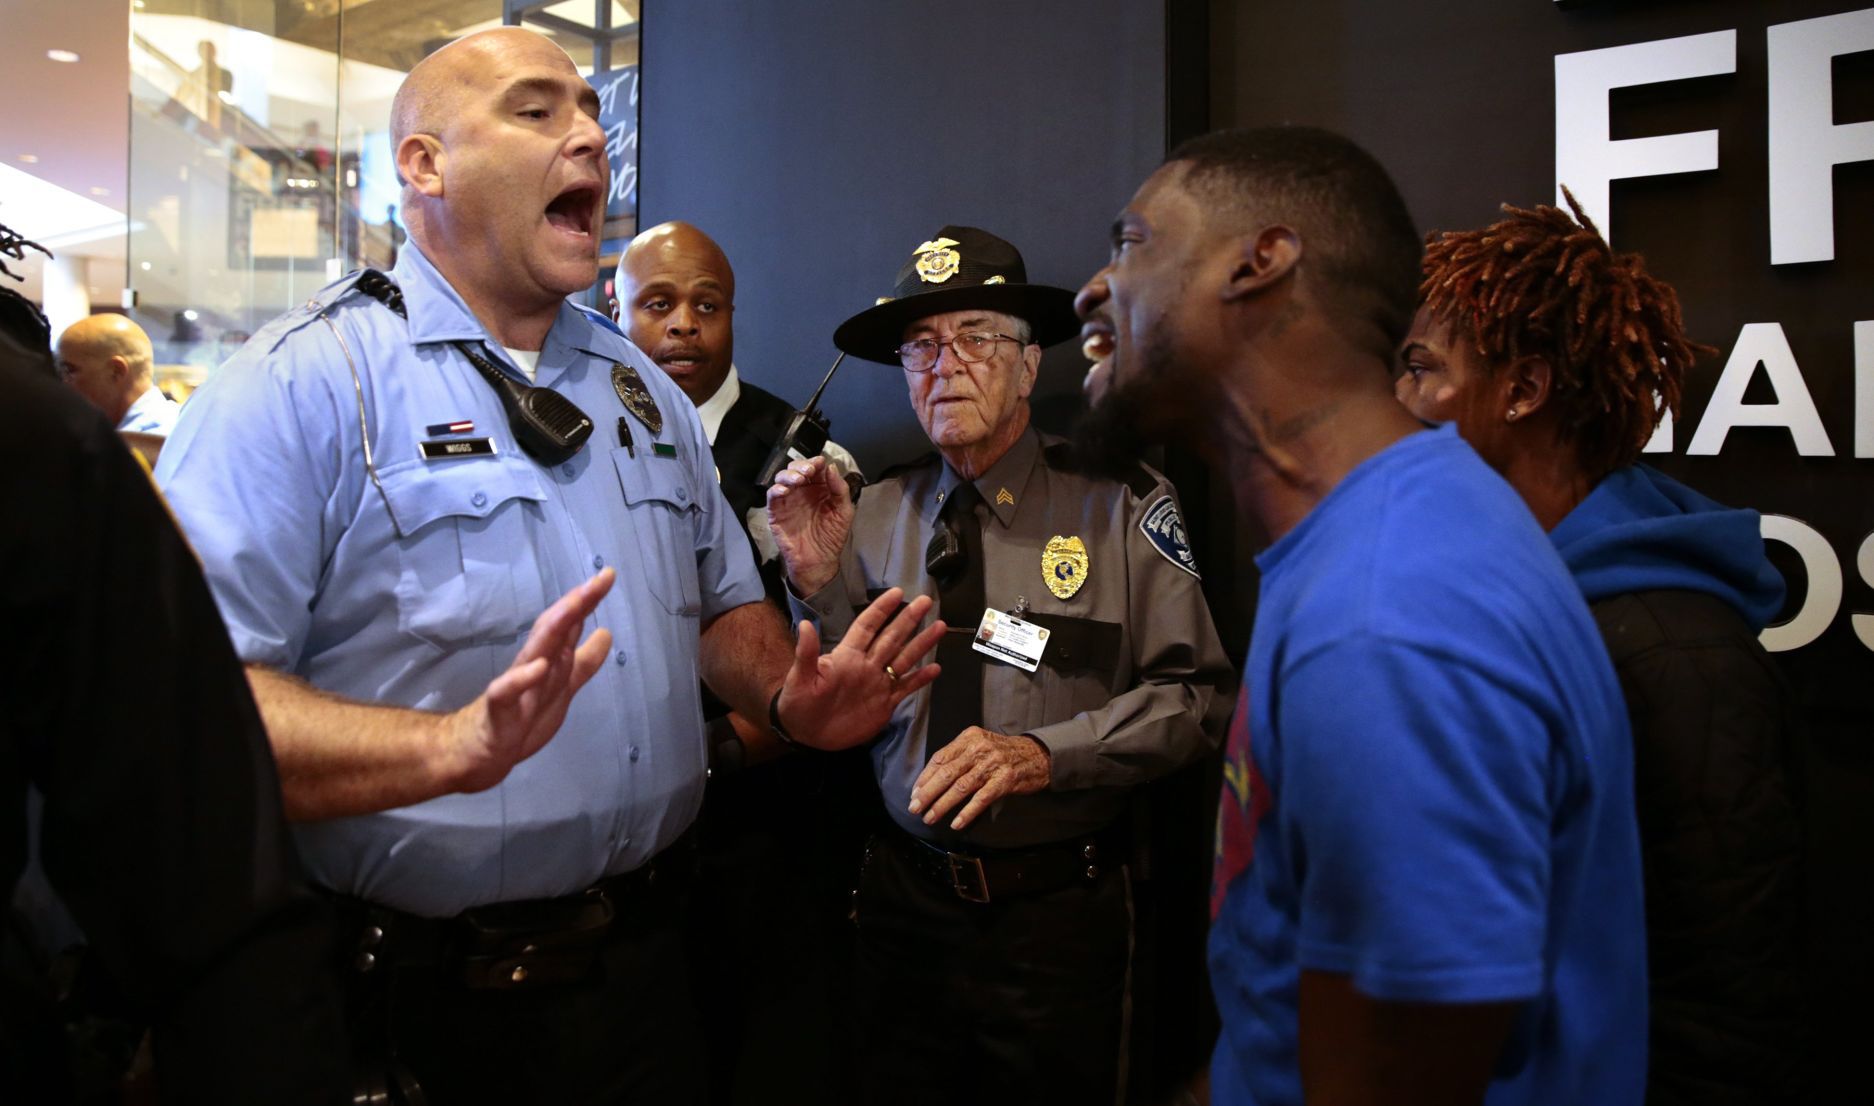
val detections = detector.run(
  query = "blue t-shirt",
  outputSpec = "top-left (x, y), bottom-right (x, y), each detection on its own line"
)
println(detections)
top-left (1209, 425), bottom-right (1647, 1106)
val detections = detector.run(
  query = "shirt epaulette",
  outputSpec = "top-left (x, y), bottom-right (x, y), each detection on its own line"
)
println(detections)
top-left (1041, 441), bottom-right (1157, 500)
top-left (575, 303), bottom-right (627, 338)
top-left (256, 270), bottom-right (397, 355)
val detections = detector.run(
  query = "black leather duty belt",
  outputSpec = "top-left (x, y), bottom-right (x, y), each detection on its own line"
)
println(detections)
top-left (323, 842), bottom-right (692, 992)
top-left (889, 824), bottom-right (1126, 904)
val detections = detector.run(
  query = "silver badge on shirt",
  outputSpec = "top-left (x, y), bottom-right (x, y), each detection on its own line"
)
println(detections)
top-left (611, 362), bottom-right (663, 437)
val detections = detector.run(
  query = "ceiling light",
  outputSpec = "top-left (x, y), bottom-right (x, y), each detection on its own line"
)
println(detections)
top-left (18, 154), bottom-right (39, 164)
top-left (90, 186), bottom-right (110, 196)
top-left (47, 50), bottom-right (80, 64)
top-left (140, 261), bottom-right (152, 271)
top-left (182, 309), bottom-right (199, 322)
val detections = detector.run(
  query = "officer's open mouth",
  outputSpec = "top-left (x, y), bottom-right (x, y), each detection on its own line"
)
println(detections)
top-left (545, 185), bottom-right (599, 237)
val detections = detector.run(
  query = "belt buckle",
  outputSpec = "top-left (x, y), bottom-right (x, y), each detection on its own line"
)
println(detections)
top-left (946, 852), bottom-right (990, 904)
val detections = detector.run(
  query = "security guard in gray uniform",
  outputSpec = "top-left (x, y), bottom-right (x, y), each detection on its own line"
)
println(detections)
top-left (767, 226), bottom-right (1234, 1106)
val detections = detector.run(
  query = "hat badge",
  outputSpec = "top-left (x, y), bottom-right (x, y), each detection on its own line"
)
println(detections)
top-left (914, 237), bottom-right (961, 284)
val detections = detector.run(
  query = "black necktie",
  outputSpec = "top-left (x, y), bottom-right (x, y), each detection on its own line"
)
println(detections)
top-left (927, 482), bottom-right (985, 762)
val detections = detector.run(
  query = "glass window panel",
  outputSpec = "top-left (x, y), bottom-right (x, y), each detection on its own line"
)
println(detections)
top-left (127, 0), bottom-right (639, 389)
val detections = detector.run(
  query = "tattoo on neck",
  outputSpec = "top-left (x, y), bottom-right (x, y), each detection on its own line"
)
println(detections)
top-left (1261, 401), bottom-right (1340, 444)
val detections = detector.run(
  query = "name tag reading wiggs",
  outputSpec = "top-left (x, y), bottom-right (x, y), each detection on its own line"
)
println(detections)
top-left (971, 608), bottom-right (1048, 673)
top-left (419, 437), bottom-right (497, 461)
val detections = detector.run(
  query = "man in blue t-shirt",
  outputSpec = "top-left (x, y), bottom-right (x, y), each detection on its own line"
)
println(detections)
top-left (1071, 126), bottom-right (1647, 1105)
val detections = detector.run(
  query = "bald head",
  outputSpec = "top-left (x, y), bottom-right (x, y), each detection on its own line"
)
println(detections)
top-left (618, 222), bottom-right (735, 299)
top-left (57, 314), bottom-right (155, 425)
top-left (392, 28), bottom-right (576, 164)
top-left (614, 222), bottom-right (737, 405)
top-left (387, 26), bottom-right (607, 348)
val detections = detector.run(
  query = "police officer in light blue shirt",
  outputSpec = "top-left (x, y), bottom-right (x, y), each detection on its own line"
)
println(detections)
top-left (154, 27), bottom-right (943, 1105)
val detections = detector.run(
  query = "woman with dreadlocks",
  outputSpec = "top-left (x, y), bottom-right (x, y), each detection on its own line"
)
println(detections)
top-left (1397, 191), bottom-right (1804, 1105)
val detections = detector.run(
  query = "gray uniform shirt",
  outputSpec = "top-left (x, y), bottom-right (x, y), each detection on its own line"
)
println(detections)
top-left (793, 426), bottom-right (1234, 850)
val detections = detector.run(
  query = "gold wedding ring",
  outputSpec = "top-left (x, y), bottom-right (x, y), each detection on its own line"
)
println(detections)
top-left (884, 664), bottom-right (899, 682)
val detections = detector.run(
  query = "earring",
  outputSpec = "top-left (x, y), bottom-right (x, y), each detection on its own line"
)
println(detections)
top-left (1506, 408), bottom-right (1520, 422)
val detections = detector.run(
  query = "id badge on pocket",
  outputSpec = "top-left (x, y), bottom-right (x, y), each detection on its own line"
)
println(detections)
top-left (970, 608), bottom-right (1049, 673)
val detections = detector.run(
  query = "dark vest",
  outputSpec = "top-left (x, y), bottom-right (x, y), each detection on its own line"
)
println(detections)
top-left (710, 379), bottom-right (795, 609)
top-left (700, 379), bottom-right (796, 723)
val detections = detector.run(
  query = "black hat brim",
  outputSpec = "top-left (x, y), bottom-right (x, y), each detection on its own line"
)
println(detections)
top-left (832, 283), bottom-right (1081, 365)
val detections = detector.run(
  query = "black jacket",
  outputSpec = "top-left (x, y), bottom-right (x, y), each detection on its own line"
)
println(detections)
top-left (1, 350), bottom-right (347, 1101)
top-left (1553, 466), bottom-right (1804, 1105)
top-left (709, 379), bottom-right (795, 612)
top-left (1593, 589), bottom-right (1805, 1105)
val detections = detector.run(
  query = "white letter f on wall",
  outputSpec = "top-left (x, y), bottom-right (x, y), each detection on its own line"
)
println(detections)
top-left (1555, 30), bottom-right (1737, 246)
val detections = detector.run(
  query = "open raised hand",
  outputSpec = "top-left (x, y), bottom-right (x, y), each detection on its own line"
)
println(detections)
top-left (775, 587), bottom-right (945, 751)
top-left (440, 568), bottom-right (616, 793)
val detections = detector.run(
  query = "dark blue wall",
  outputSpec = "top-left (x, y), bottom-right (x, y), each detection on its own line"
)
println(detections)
top-left (638, 0), bottom-right (1166, 473)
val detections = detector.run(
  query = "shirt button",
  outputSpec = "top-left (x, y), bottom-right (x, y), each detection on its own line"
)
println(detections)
top-left (561, 462), bottom-right (576, 477)
top-left (676, 487), bottom-right (688, 502)
top-left (592, 554), bottom-right (605, 569)
top-left (470, 491), bottom-right (488, 508)
top-left (628, 745), bottom-right (641, 763)
top-left (614, 650), bottom-right (628, 666)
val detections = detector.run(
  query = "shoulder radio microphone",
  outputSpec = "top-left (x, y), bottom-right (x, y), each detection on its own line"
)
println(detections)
top-left (353, 269), bottom-right (593, 467)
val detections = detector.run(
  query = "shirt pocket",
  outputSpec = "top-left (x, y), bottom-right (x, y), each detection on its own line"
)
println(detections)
top-left (379, 460), bottom-right (554, 648)
top-left (612, 448), bottom-right (701, 616)
top-left (1027, 614), bottom-right (1124, 725)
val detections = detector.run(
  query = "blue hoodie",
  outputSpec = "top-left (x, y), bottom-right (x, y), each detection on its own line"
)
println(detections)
top-left (1548, 464), bottom-right (1785, 631)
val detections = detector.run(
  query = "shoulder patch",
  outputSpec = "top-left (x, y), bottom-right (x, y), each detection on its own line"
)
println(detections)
top-left (1139, 495), bottom-right (1200, 579)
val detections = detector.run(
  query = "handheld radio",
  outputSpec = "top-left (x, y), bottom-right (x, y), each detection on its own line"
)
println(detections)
top-left (754, 352), bottom-right (847, 487)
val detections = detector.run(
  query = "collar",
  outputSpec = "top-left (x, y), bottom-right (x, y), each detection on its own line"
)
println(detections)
top-left (117, 385), bottom-right (172, 429)
top-left (694, 364), bottom-right (742, 445)
top-left (936, 425), bottom-right (1041, 528)
top-left (390, 243), bottom-right (627, 381)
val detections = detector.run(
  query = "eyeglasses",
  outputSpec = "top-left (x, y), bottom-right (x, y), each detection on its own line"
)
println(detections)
top-left (895, 331), bottom-right (1025, 372)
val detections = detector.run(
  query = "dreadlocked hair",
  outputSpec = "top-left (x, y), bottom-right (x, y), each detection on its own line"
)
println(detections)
top-left (1, 220), bottom-right (52, 283)
top-left (0, 221), bottom-right (52, 368)
top-left (1420, 186), bottom-right (1713, 480)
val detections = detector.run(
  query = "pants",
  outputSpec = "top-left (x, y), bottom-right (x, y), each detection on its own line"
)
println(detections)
top-left (687, 749), bottom-right (873, 1104)
top-left (333, 867), bottom-right (703, 1106)
top-left (852, 831), bottom-right (1134, 1106)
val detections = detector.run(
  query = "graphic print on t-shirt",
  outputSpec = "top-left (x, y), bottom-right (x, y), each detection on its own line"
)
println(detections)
top-left (1212, 690), bottom-right (1270, 918)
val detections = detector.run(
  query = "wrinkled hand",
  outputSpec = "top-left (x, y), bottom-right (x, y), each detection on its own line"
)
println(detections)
top-left (441, 569), bottom-right (615, 793)
top-left (766, 456), bottom-right (853, 595)
top-left (777, 587), bottom-right (946, 751)
top-left (909, 728), bottom-right (1052, 831)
